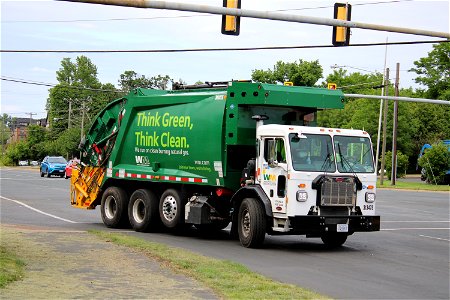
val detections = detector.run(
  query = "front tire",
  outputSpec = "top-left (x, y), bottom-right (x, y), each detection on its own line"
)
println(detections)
top-left (321, 233), bottom-right (348, 248)
top-left (128, 189), bottom-right (160, 232)
top-left (238, 198), bottom-right (266, 248)
top-left (159, 189), bottom-right (185, 229)
top-left (40, 169), bottom-right (44, 177)
top-left (101, 186), bottom-right (129, 228)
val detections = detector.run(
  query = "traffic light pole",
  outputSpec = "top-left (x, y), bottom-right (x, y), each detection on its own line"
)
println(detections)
top-left (60, 0), bottom-right (450, 39)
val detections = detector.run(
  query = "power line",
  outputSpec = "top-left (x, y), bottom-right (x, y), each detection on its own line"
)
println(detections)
top-left (2, 0), bottom-right (414, 23)
top-left (0, 77), bottom-right (121, 93)
top-left (1, 39), bottom-right (448, 54)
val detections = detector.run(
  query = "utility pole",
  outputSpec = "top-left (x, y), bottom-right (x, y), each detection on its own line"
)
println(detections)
top-left (391, 63), bottom-right (400, 185)
top-left (379, 68), bottom-right (389, 185)
top-left (68, 99), bottom-right (72, 129)
top-left (28, 112), bottom-right (37, 125)
top-left (80, 101), bottom-right (85, 159)
top-left (375, 37), bottom-right (388, 174)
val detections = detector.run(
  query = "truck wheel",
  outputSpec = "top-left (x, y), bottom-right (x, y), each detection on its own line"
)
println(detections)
top-left (321, 233), bottom-right (348, 248)
top-left (238, 198), bottom-right (266, 248)
top-left (159, 189), bottom-right (185, 229)
top-left (128, 189), bottom-right (160, 232)
top-left (101, 186), bottom-right (129, 228)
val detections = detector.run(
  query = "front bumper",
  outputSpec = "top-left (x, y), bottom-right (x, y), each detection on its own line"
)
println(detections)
top-left (288, 215), bottom-right (380, 235)
top-left (49, 168), bottom-right (65, 175)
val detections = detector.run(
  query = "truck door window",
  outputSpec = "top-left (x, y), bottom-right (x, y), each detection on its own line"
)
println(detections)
top-left (264, 138), bottom-right (286, 167)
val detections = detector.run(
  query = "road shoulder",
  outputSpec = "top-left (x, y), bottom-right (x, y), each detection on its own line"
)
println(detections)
top-left (0, 224), bottom-right (218, 299)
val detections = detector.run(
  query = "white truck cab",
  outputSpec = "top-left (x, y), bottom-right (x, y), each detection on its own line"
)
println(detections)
top-left (251, 124), bottom-right (379, 246)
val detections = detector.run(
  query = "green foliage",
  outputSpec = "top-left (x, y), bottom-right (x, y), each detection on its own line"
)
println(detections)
top-left (251, 59), bottom-right (323, 86)
top-left (384, 151), bottom-right (409, 179)
top-left (418, 142), bottom-right (450, 185)
top-left (323, 69), bottom-right (384, 94)
top-left (47, 56), bottom-right (119, 131)
top-left (0, 114), bottom-right (12, 146)
top-left (4, 142), bottom-right (29, 165)
top-left (118, 71), bottom-right (172, 93)
top-left (410, 43), bottom-right (450, 100)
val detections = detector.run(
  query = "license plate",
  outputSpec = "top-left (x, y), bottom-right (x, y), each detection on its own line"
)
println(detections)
top-left (337, 224), bottom-right (348, 232)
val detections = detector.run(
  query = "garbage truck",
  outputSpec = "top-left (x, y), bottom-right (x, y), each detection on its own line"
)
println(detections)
top-left (71, 81), bottom-right (380, 248)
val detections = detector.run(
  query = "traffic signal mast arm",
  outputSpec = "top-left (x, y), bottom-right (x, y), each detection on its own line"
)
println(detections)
top-left (61, 0), bottom-right (450, 39)
top-left (344, 93), bottom-right (450, 105)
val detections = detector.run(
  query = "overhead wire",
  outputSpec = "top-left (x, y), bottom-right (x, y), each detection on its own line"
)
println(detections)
top-left (1, 39), bottom-right (448, 53)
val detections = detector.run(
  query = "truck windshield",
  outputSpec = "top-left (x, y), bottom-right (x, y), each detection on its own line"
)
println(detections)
top-left (290, 133), bottom-right (336, 172)
top-left (334, 136), bottom-right (374, 173)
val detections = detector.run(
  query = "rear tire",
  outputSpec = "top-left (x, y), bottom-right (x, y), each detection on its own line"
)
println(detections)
top-left (128, 189), bottom-right (160, 232)
top-left (159, 189), bottom-right (185, 229)
top-left (101, 186), bottom-right (129, 228)
top-left (321, 233), bottom-right (348, 248)
top-left (238, 198), bottom-right (266, 248)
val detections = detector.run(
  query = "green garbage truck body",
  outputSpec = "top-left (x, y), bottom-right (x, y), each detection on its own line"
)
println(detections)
top-left (71, 81), bottom-right (380, 248)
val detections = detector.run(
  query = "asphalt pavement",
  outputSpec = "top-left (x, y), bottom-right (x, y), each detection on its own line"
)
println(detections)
top-left (1, 167), bottom-right (449, 299)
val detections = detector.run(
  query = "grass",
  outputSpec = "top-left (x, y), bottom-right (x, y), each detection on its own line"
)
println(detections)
top-left (377, 180), bottom-right (449, 192)
top-left (90, 230), bottom-right (329, 299)
top-left (0, 246), bottom-right (25, 288)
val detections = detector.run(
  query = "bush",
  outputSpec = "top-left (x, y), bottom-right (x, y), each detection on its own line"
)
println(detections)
top-left (418, 142), bottom-right (450, 185)
top-left (385, 150), bottom-right (409, 179)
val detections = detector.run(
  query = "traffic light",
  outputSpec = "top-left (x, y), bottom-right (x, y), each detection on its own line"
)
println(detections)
top-left (328, 83), bottom-right (337, 90)
top-left (332, 3), bottom-right (352, 46)
top-left (221, 0), bottom-right (241, 36)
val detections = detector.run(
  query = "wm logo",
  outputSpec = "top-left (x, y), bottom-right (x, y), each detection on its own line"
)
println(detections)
top-left (135, 156), bottom-right (150, 165)
top-left (263, 173), bottom-right (277, 181)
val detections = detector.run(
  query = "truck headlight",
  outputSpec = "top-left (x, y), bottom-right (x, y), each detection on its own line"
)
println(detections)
top-left (365, 192), bottom-right (376, 203)
top-left (296, 190), bottom-right (308, 202)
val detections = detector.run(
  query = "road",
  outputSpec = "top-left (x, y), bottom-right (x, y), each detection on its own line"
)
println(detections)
top-left (1, 167), bottom-right (449, 299)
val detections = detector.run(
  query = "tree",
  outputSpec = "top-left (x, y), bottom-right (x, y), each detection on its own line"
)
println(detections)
top-left (251, 59), bottom-right (323, 86)
top-left (118, 71), bottom-right (153, 92)
top-left (47, 56), bottom-right (118, 135)
top-left (410, 43), bottom-right (450, 100)
top-left (118, 71), bottom-right (173, 92)
top-left (385, 150), bottom-right (409, 179)
top-left (418, 142), bottom-right (450, 184)
top-left (0, 114), bottom-right (12, 151)
top-left (26, 125), bottom-right (46, 160)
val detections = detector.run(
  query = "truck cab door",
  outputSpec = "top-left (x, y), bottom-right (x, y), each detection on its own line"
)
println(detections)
top-left (258, 137), bottom-right (288, 214)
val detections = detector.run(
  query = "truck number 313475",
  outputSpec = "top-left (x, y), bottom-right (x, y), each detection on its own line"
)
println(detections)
top-left (363, 205), bottom-right (374, 210)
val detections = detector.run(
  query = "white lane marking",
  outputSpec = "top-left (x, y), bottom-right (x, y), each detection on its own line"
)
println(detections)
top-left (381, 228), bottom-right (450, 231)
top-left (419, 235), bottom-right (450, 242)
top-left (0, 196), bottom-right (78, 224)
top-left (383, 221), bottom-right (450, 223)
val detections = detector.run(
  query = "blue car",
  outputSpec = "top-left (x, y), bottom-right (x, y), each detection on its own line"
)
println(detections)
top-left (40, 156), bottom-right (67, 178)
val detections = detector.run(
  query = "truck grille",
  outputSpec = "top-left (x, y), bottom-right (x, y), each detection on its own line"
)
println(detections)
top-left (320, 177), bottom-right (356, 206)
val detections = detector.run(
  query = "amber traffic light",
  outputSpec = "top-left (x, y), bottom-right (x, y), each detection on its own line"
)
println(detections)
top-left (332, 3), bottom-right (352, 46)
top-left (221, 0), bottom-right (241, 36)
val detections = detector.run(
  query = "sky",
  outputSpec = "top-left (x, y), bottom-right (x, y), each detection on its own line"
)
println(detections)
top-left (1, 0), bottom-right (449, 120)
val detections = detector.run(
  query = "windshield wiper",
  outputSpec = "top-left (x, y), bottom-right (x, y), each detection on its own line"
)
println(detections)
top-left (337, 144), bottom-right (357, 176)
top-left (320, 143), bottom-right (333, 172)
